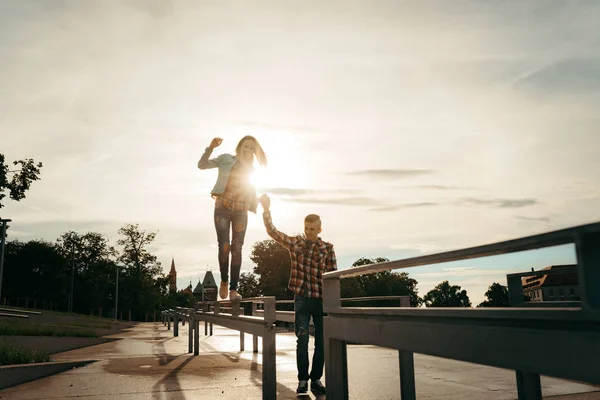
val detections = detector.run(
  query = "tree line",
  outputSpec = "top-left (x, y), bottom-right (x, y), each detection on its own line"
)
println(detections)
top-left (1, 153), bottom-right (510, 319)
top-left (239, 240), bottom-right (509, 308)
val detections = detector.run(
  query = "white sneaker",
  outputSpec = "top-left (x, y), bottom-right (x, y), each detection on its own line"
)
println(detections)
top-left (229, 290), bottom-right (242, 301)
top-left (219, 282), bottom-right (228, 299)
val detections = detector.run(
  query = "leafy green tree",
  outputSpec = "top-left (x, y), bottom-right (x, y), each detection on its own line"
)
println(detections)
top-left (55, 231), bottom-right (118, 315)
top-left (342, 257), bottom-right (422, 307)
top-left (2, 239), bottom-right (67, 308)
top-left (249, 239), bottom-right (293, 299)
top-left (238, 272), bottom-right (261, 298)
top-left (0, 154), bottom-right (43, 208)
top-left (423, 280), bottom-right (471, 307)
top-left (477, 282), bottom-right (509, 307)
top-left (116, 224), bottom-right (167, 320)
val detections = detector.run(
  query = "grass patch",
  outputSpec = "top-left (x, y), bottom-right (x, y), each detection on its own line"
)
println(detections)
top-left (0, 322), bottom-right (97, 337)
top-left (0, 342), bottom-right (51, 366)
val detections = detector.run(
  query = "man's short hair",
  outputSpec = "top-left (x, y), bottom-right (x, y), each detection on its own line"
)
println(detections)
top-left (304, 214), bottom-right (321, 224)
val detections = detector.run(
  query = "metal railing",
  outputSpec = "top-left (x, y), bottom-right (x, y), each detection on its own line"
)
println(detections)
top-left (322, 221), bottom-right (600, 400)
top-left (160, 295), bottom-right (412, 399)
top-left (161, 297), bottom-right (277, 400)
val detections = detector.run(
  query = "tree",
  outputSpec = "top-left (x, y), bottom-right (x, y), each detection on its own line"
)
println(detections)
top-left (55, 231), bottom-right (118, 315)
top-left (477, 282), bottom-right (509, 307)
top-left (249, 239), bottom-right (293, 299)
top-left (423, 280), bottom-right (471, 307)
top-left (342, 257), bottom-right (423, 307)
top-left (238, 272), bottom-right (261, 298)
top-left (0, 154), bottom-right (43, 208)
top-left (116, 224), bottom-right (166, 320)
top-left (2, 239), bottom-right (67, 308)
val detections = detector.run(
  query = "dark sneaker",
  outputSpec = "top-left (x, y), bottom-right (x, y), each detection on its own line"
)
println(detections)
top-left (296, 380), bottom-right (308, 394)
top-left (311, 379), bottom-right (326, 395)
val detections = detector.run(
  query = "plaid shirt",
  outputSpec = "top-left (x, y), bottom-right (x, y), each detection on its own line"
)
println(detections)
top-left (262, 211), bottom-right (337, 298)
top-left (214, 162), bottom-right (257, 212)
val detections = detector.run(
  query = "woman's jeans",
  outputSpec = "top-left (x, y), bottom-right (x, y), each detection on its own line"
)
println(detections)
top-left (214, 202), bottom-right (248, 291)
top-left (294, 294), bottom-right (324, 382)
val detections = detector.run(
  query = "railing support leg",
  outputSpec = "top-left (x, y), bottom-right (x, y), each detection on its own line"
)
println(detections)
top-left (262, 297), bottom-right (276, 400)
top-left (188, 311), bottom-right (194, 353)
top-left (399, 350), bottom-right (416, 400)
top-left (325, 335), bottom-right (348, 400)
top-left (516, 371), bottom-right (542, 400)
top-left (194, 318), bottom-right (200, 356)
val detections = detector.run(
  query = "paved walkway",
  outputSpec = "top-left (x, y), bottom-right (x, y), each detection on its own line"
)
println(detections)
top-left (1, 322), bottom-right (599, 399)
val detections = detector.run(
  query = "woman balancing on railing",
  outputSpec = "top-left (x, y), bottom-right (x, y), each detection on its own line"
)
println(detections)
top-left (197, 136), bottom-right (268, 301)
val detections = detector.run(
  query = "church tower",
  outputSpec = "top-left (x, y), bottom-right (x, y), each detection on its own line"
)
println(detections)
top-left (168, 258), bottom-right (177, 293)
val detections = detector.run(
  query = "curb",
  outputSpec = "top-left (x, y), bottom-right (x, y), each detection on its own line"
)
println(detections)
top-left (0, 360), bottom-right (97, 389)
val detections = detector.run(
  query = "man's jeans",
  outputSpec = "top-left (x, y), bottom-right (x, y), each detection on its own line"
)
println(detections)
top-left (214, 202), bottom-right (248, 291)
top-left (294, 294), bottom-right (324, 382)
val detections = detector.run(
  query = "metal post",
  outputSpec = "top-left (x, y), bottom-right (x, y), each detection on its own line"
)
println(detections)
top-left (0, 219), bottom-right (11, 302)
top-left (516, 371), bottom-right (542, 400)
top-left (114, 265), bottom-right (119, 319)
top-left (262, 297), bottom-right (276, 400)
top-left (399, 350), bottom-right (416, 400)
top-left (69, 241), bottom-right (75, 313)
top-left (188, 310), bottom-right (194, 353)
top-left (194, 317), bottom-right (200, 356)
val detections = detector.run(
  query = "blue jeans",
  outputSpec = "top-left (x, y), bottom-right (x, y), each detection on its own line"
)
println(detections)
top-left (214, 202), bottom-right (248, 291)
top-left (294, 294), bottom-right (324, 382)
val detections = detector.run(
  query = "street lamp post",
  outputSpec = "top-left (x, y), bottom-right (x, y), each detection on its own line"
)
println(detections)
top-left (69, 241), bottom-right (75, 313)
top-left (0, 219), bottom-right (11, 303)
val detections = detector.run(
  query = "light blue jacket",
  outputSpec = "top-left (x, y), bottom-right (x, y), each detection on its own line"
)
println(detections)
top-left (197, 147), bottom-right (258, 213)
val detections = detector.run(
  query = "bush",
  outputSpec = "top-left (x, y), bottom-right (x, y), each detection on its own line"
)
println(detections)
top-left (0, 342), bottom-right (51, 366)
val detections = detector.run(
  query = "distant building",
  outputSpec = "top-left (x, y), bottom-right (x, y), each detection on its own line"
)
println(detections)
top-left (181, 280), bottom-right (193, 296)
top-left (202, 271), bottom-right (218, 302)
top-left (193, 280), bottom-right (205, 302)
top-left (168, 258), bottom-right (177, 294)
top-left (522, 264), bottom-right (579, 302)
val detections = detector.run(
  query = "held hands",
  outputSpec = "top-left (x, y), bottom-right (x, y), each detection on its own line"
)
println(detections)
top-left (209, 137), bottom-right (223, 149)
top-left (259, 194), bottom-right (271, 211)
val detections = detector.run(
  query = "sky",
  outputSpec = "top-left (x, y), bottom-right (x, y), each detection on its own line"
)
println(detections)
top-left (1, 0), bottom-right (599, 306)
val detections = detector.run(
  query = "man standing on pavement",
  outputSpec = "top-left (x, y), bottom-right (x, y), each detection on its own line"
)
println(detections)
top-left (259, 194), bottom-right (337, 395)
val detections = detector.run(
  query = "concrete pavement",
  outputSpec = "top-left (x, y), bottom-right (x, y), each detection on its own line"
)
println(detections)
top-left (1, 322), bottom-right (599, 399)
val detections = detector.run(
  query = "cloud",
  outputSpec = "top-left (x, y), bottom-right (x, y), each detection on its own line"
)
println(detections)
top-left (461, 198), bottom-right (537, 208)
top-left (514, 216), bottom-right (551, 222)
top-left (347, 169), bottom-right (435, 179)
top-left (409, 185), bottom-right (473, 190)
top-left (442, 266), bottom-right (477, 272)
top-left (513, 57), bottom-right (600, 95)
top-left (414, 267), bottom-right (506, 279)
top-left (261, 187), bottom-right (360, 196)
top-left (281, 196), bottom-right (382, 206)
top-left (371, 202), bottom-right (439, 212)
top-left (235, 120), bottom-right (321, 134)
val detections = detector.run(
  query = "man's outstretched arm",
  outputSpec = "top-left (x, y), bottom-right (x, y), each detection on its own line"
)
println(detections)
top-left (260, 194), bottom-right (297, 250)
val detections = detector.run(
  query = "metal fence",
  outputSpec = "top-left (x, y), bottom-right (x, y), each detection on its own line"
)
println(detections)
top-left (161, 295), bottom-right (412, 399)
top-left (322, 221), bottom-right (600, 400)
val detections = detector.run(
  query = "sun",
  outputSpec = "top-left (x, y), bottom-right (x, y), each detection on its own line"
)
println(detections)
top-left (248, 132), bottom-right (309, 192)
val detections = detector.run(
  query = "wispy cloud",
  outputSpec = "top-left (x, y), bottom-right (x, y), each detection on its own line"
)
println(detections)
top-left (371, 202), bottom-right (438, 212)
top-left (407, 185), bottom-right (473, 191)
top-left (281, 196), bottom-right (382, 206)
top-left (414, 267), bottom-right (507, 279)
top-left (348, 169), bottom-right (434, 179)
top-left (461, 198), bottom-right (538, 208)
top-left (513, 57), bottom-right (600, 95)
top-left (260, 187), bottom-right (360, 196)
top-left (514, 216), bottom-right (551, 222)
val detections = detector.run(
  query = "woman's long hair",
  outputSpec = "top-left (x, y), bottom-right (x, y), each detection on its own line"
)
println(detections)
top-left (236, 135), bottom-right (268, 167)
